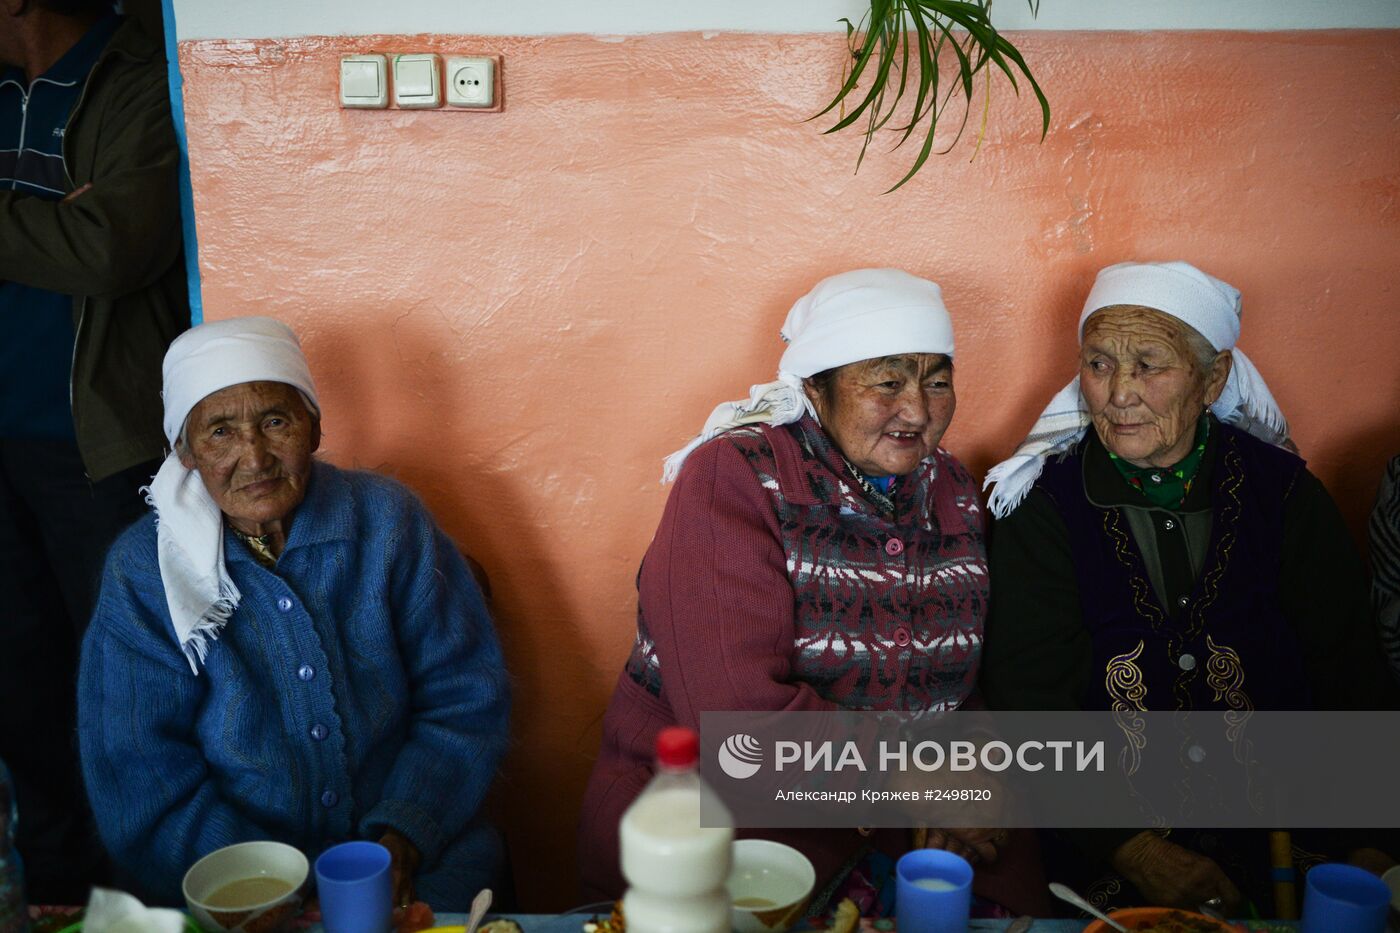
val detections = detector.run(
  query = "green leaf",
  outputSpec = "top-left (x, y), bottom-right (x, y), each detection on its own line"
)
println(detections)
top-left (817, 0), bottom-right (1051, 186)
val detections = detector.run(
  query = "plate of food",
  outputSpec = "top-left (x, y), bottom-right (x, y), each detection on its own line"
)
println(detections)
top-left (1083, 907), bottom-right (1242, 932)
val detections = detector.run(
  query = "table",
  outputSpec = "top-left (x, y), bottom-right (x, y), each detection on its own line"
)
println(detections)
top-left (26, 907), bottom-right (1305, 932)
top-left (298, 916), bottom-right (1303, 932)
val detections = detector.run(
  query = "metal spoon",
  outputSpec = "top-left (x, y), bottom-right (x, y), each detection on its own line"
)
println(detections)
top-left (464, 887), bottom-right (493, 933)
top-left (1048, 882), bottom-right (1129, 932)
top-left (1198, 897), bottom-right (1228, 922)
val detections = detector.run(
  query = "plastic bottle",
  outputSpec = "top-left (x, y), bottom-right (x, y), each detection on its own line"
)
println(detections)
top-left (0, 757), bottom-right (27, 933)
top-left (620, 726), bottom-right (733, 933)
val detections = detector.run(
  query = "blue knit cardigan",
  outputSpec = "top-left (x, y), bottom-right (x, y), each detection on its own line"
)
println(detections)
top-left (78, 462), bottom-right (510, 907)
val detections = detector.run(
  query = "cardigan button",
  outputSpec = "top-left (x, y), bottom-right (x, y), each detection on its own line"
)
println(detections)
top-left (310, 723), bottom-right (328, 741)
top-left (1176, 596), bottom-right (1189, 609)
top-left (1178, 653), bottom-right (1197, 671)
top-left (297, 664), bottom-right (315, 681)
top-left (893, 627), bottom-right (912, 647)
top-left (1162, 519), bottom-right (1177, 531)
top-left (320, 790), bottom-right (338, 808)
top-left (1187, 745), bottom-right (1207, 763)
top-left (884, 537), bottom-right (905, 556)
top-left (277, 596), bottom-right (294, 612)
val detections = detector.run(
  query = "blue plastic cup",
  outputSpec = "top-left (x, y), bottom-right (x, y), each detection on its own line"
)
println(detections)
top-left (315, 841), bottom-right (392, 933)
top-left (1301, 862), bottom-right (1390, 933)
top-left (896, 849), bottom-right (973, 933)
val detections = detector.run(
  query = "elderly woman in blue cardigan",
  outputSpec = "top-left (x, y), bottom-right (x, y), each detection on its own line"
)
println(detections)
top-left (78, 317), bottom-right (508, 910)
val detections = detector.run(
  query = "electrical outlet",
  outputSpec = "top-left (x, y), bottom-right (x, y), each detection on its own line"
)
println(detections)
top-left (445, 56), bottom-right (496, 108)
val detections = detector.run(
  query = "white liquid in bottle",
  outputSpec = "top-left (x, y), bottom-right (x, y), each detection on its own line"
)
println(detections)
top-left (619, 727), bottom-right (733, 933)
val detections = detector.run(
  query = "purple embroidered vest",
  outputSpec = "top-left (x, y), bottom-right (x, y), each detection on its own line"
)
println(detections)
top-left (1036, 423), bottom-right (1310, 712)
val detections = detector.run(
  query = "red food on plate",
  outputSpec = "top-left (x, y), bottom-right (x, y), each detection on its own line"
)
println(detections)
top-left (393, 900), bottom-right (436, 933)
top-left (1083, 907), bottom-right (1236, 933)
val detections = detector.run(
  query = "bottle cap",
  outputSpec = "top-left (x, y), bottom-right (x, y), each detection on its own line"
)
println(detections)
top-left (655, 726), bottom-right (699, 769)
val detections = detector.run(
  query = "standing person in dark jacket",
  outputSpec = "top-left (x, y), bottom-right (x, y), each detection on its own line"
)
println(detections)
top-left (0, 0), bottom-right (187, 903)
top-left (980, 260), bottom-right (1399, 917)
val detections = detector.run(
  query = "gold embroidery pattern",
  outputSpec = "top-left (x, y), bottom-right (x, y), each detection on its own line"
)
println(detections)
top-left (1107, 640), bottom-right (1148, 779)
top-left (1107, 640), bottom-right (1148, 712)
top-left (1186, 441), bottom-right (1246, 645)
top-left (1293, 845), bottom-right (1328, 877)
top-left (1103, 510), bottom-right (1169, 632)
top-left (1085, 876), bottom-right (1123, 911)
top-left (1206, 635), bottom-right (1253, 713)
top-left (1102, 508), bottom-right (1191, 709)
top-left (1206, 635), bottom-right (1263, 813)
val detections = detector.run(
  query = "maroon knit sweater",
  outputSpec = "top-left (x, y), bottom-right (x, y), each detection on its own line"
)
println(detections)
top-left (579, 417), bottom-right (988, 898)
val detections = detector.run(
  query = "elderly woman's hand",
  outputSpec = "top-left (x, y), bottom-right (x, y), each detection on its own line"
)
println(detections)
top-left (377, 829), bottom-right (421, 907)
top-left (1347, 846), bottom-right (1398, 877)
top-left (1111, 831), bottom-right (1242, 914)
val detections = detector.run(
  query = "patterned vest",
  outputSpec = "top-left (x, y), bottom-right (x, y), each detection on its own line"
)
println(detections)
top-left (1036, 423), bottom-right (1310, 712)
top-left (627, 417), bottom-right (988, 711)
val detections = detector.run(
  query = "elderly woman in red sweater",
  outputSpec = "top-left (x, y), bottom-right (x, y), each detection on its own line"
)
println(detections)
top-left (579, 269), bottom-right (1043, 915)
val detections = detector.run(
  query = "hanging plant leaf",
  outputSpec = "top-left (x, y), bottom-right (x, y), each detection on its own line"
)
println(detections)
top-left (814, 0), bottom-right (1050, 192)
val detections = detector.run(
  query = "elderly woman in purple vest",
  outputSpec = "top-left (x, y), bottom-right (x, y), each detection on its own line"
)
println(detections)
top-left (579, 269), bottom-right (1046, 916)
top-left (980, 261), bottom-right (1399, 915)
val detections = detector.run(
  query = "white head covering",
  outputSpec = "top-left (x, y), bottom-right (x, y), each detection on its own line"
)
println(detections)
top-left (145, 317), bottom-right (320, 673)
top-left (983, 261), bottom-right (1289, 519)
top-left (661, 268), bottom-right (955, 482)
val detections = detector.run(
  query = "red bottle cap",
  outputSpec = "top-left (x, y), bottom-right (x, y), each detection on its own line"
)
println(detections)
top-left (656, 726), bottom-right (700, 769)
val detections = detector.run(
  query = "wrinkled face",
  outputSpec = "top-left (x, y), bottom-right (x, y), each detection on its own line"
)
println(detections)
top-left (1080, 305), bottom-right (1229, 468)
top-left (806, 353), bottom-right (955, 477)
top-left (178, 381), bottom-right (320, 532)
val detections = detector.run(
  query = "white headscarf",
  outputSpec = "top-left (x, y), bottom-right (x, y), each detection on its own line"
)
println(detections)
top-left (662, 268), bottom-right (956, 482)
top-left (983, 261), bottom-right (1289, 519)
top-left (145, 317), bottom-right (320, 673)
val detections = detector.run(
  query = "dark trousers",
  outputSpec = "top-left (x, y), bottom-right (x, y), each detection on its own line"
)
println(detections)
top-left (0, 438), bottom-right (158, 905)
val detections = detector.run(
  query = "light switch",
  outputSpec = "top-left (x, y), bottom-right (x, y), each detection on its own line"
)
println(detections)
top-left (393, 54), bottom-right (441, 109)
top-left (339, 54), bottom-right (387, 109)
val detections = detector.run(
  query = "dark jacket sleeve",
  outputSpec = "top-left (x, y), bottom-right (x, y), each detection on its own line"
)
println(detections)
top-left (1283, 469), bottom-right (1400, 709)
top-left (0, 47), bottom-right (182, 298)
top-left (981, 489), bottom-right (1092, 712)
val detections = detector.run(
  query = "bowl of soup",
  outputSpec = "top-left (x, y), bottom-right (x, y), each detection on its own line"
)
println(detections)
top-left (727, 839), bottom-right (816, 933)
top-left (182, 841), bottom-right (308, 933)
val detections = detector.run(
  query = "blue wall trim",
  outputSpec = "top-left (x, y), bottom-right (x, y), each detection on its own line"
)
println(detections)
top-left (158, 0), bottom-right (203, 324)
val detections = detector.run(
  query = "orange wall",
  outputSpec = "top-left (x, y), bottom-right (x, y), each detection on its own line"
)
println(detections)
top-left (178, 30), bottom-right (1400, 907)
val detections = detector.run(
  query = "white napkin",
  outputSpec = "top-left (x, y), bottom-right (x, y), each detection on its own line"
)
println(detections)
top-left (83, 888), bottom-right (188, 933)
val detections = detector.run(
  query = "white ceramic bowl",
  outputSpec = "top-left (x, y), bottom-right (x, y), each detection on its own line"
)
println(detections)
top-left (182, 840), bottom-right (308, 933)
top-left (1383, 864), bottom-right (1400, 911)
top-left (727, 839), bottom-right (817, 933)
